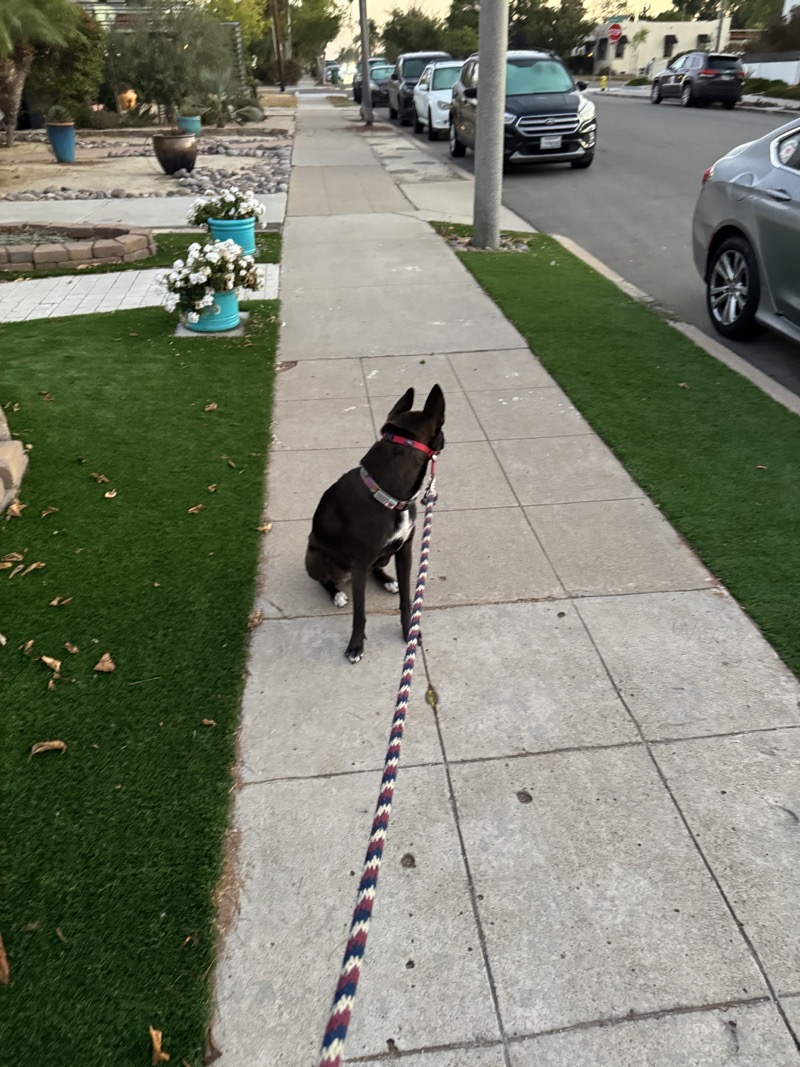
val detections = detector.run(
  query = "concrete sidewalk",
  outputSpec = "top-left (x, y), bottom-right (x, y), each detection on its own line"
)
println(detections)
top-left (212, 102), bottom-right (800, 1065)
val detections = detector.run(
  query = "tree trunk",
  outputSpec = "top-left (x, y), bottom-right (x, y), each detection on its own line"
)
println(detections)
top-left (0, 43), bottom-right (35, 149)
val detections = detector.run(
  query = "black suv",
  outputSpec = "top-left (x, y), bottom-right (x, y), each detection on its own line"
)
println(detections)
top-left (449, 50), bottom-right (596, 168)
top-left (388, 51), bottom-right (451, 125)
top-left (650, 52), bottom-right (744, 109)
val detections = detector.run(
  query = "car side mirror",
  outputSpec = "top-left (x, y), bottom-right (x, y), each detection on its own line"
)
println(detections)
top-left (464, 86), bottom-right (477, 99)
top-left (577, 80), bottom-right (588, 91)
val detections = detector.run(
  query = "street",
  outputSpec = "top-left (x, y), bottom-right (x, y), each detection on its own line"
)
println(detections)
top-left (412, 95), bottom-right (800, 394)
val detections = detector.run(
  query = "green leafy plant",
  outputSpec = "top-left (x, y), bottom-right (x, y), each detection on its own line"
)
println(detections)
top-left (26, 8), bottom-right (105, 118)
top-left (197, 67), bottom-right (263, 127)
top-left (44, 102), bottom-right (73, 123)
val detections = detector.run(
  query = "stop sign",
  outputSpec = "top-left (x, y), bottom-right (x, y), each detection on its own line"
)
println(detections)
top-left (608, 22), bottom-right (623, 44)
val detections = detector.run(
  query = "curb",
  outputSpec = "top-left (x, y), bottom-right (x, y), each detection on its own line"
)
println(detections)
top-left (551, 232), bottom-right (800, 419)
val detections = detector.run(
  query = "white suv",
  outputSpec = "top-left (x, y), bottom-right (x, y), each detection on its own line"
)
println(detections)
top-left (412, 60), bottom-right (464, 141)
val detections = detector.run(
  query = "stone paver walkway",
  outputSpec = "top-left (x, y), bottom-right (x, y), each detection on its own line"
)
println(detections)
top-left (210, 103), bottom-right (800, 1066)
top-left (0, 263), bottom-right (279, 321)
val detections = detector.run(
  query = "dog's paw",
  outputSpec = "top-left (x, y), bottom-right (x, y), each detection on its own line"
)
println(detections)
top-left (383, 580), bottom-right (399, 594)
top-left (333, 591), bottom-right (348, 608)
top-left (345, 645), bottom-right (363, 664)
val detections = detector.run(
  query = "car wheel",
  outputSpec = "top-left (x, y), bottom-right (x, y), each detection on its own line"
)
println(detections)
top-left (389, 104), bottom-right (398, 119)
top-left (723, 99), bottom-right (737, 110)
top-left (706, 235), bottom-right (760, 340)
top-left (449, 120), bottom-right (466, 157)
top-left (570, 153), bottom-right (594, 169)
top-left (399, 102), bottom-right (410, 126)
top-left (413, 109), bottom-right (423, 133)
top-left (650, 80), bottom-right (662, 104)
top-left (353, 88), bottom-right (361, 103)
top-left (427, 109), bottom-right (438, 140)
top-left (681, 81), bottom-right (694, 107)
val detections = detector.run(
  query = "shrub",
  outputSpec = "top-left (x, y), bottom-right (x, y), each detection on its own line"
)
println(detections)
top-left (626, 76), bottom-right (650, 85)
top-left (27, 8), bottom-right (106, 113)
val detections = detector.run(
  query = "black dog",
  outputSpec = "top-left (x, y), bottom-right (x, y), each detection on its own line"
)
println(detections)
top-left (305, 385), bottom-right (445, 663)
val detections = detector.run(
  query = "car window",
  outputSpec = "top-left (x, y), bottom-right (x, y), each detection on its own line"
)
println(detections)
top-left (417, 67), bottom-right (431, 88)
top-left (707, 55), bottom-right (741, 69)
top-left (670, 56), bottom-right (686, 70)
top-left (401, 57), bottom-right (433, 79)
top-left (432, 66), bottom-right (461, 91)
top-left (689, 55), bottom-right (703, 68)
top-left (777, 133), bottom-right (800, 170)
top-left (461, 60), bottom-right (475, 89)
top-left (505, 57), bottom-right (573, 96)
top-left (372, 65), bottom-right (394, 80)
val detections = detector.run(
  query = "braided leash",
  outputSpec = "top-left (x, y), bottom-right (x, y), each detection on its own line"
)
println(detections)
top-left (318, 460), bottom-right (438, 1067)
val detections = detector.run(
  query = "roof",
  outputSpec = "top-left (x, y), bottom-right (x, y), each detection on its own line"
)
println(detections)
top-left (467, 49), bottom-right (557, 59)
top-left (398, 51), bottom-right (452, 59)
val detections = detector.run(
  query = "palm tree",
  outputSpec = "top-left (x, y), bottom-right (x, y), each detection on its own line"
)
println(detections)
top-left (0, 0), bottom-right (78, 148)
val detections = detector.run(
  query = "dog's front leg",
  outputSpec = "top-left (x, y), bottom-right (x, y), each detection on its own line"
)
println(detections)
top-left (345, 565), bottom-right (368, 664)
top-left (395, 535), bottom-right (414, 641)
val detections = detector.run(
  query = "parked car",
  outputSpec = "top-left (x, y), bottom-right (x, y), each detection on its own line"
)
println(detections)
top-left (352, 57), bottom-right (388, 103)
top-left (449, 50), bottom-right (596, 169)
top-left (367, 63), bottom-right (395, 107)
top-left (387, 51), bottom-right (452, 125)
top-left (692, 118), bottom-right (800, 343)
top-left (412, 59), bottom-right (464, 140)
top-left (651, 51), bottom-right (744, 109)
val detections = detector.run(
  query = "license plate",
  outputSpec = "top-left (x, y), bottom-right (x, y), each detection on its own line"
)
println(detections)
top-left (722, 73), bottom-right (733, 79)
top-left (541, 135), bottom-right (562, 149)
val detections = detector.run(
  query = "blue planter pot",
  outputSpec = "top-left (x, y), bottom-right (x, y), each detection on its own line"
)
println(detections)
top-left (208, 216), bottom-right (256, 256)
top-left (176, 115), bottom-right (202, 134)
top-left (186, 289), bottom-right (240, 334)
top-left (46, 123), bottom-right (76, 164)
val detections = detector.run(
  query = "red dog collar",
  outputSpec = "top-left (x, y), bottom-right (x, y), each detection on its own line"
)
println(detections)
top-left (382, 432), bottom-right (437, 458)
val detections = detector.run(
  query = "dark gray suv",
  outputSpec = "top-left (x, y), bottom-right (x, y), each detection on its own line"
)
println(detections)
top-left (449, 50), bottom-right (596, 168)
top-left (388, 50), bottom-right (451, 125)
top-left (651, 51), bottom-right (744, 109)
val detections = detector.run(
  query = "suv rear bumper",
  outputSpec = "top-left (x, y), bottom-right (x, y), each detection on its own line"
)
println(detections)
top-left (692, 81), bottom-right (742, 102)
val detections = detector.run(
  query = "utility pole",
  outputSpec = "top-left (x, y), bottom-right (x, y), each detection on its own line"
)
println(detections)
top-left (358, 0), bottom-right (373, 125)
top-left (715, 0), bottom-right (728, 50)
top-left (472, 0), bottom-right (509, 249)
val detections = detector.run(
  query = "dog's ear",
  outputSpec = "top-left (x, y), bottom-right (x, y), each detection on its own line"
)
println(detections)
top-left (423, 384), bottom-right (445, 428)
top-left (386, 388), bottom-right (415, 421)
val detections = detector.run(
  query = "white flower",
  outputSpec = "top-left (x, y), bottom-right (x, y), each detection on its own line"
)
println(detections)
top-left (187, 311), bottom-right (200, 324)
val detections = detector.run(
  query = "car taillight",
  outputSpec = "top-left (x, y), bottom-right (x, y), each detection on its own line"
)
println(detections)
top-left (699, 68), bottom-right (716, 76)
top-left (736, 70), bottom-right (745, 78)
top-left (702, 166), bottom-right (713, 183)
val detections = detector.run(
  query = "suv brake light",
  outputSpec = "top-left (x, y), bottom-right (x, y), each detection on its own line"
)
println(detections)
top-left (702, 166), bottom-right (713, 183)
top-left (699, 68), bottom-right (716, 76)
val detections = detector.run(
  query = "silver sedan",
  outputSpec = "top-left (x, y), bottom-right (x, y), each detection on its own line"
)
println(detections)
top-left (692, 118), bottom-right (800, 343)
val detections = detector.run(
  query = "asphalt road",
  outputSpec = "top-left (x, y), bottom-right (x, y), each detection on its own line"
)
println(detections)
top-left (413, 95), bottom-right (800, 394)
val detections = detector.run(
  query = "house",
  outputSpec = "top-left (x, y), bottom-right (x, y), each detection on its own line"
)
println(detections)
top-left (574, 16), bottom-right (733, 77)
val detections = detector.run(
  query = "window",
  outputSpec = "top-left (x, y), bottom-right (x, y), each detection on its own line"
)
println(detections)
top-left (401, 57), bottom-right (435, 79)
top-left (417, 68), bottom-right (431, 89)
top-left (505, 57), bottom-right (573, 96)
top-left (432, 66), bottom-right (461, 91)
top-left (462, 60), bottom-right (477, 88)
top-left (616, 35), bottom-right (628, 58)
top-left (664, 35), bottom-right (678, 58)
top-left (707, 55), bottom-right (741, 70)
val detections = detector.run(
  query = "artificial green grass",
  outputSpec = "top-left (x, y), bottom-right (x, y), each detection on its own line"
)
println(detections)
top-left (445, 228), bottom-right (800, 676)
top-left (3, 230), bottom-right (281, 281)
top-left (0, 302), bottom-right (277, 1065)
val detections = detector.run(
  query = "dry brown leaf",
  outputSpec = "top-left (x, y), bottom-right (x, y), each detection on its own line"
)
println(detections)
top-left (90, 472), bottom-right (110, 484)
top-left (21, 639), bottom-right (34, 655)
top-left (0, 633), bottom-right (6, 648)
top-left (40, 655), bottom-right (62, 673)
top-left (203, 1024), bottom-right (222, 1064)
top-left (20, 561), bottom-right (45, 577)
top-left (41, 507), bottom-right (59, 518)
top-left (1, 552), bottom-right (23, 563)
top-left (207, 484), bottom-right (217, 493)
top-left (49, 596), bottom-right (73, 607)
top-left (222, 454), bottom-right (236, 469)
top-left (6, 499), bottom-right (26, 518)
top-left (29, 740), bottom-right (67, 759)
top-left (55, 927), bottom-right (67, 943)
top-left (104, 489), bottom-right (118, 500)
top-left (757, 464), bottom-right (768, 470)
top-left (39, 391), bottom-right (55, 402)
top-left (149, 1025), bottom-right (171, 1065)
top-left (187, 504), bottom-right (203, 515)
top-left (248, 610), bottom-right (264, 630)
top-left (201, 718), bottom-right (217, 727)
top-left (47, 675), bottom-right (60, 691)
top-left (204, 402), bottom-right (218, 412)
top-left (0, 563), bottom-right (10, 571)
top-left (12, 403), bottom-right (20, 413)
top-left (64, 642), bottom-right (79, 655)
top-left (94, 652), bottom-right (116, 673)
top-left (256, 523), bottom-right (272, 534)
top-left (678, 382), bottom-right (690, 389)
top-left (0, 930), bottom-right (9, 985)
top-left (8, 565), bottom-right (23, 580)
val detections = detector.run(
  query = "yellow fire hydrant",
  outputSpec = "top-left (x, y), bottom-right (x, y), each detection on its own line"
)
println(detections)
top-left (600, 74), bottom-right (608, 92)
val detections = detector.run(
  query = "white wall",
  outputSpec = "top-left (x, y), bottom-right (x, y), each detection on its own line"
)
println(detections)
top-left (591, 17), bottom-right (732, 75)
top-left (743, 58), bottom-right (800, 83)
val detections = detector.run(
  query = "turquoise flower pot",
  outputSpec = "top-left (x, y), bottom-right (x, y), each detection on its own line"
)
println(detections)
top-left (46, 123), bottom-right (76, 164)
top-left (176, 115), bottom-right (202, 135)
top-left (186, 289), bottom-right (240, 333)
top-left (208, 216), bottom-right (256, 256)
